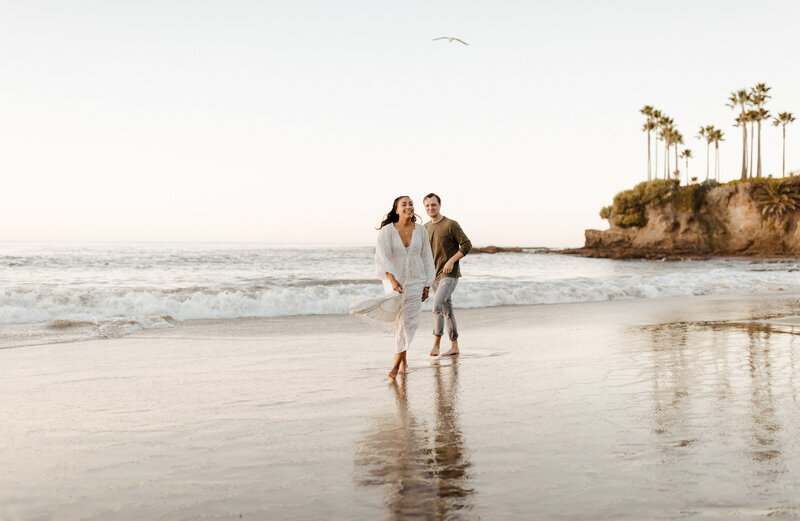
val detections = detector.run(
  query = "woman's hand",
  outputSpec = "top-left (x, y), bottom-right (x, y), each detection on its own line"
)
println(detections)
top-left (387, 273), bottom-right (403, 293)
top-left (421, 286), bottom-right (430, 302)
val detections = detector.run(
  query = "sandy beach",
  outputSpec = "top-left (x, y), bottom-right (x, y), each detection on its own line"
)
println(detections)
top-left (4, 294), bottom-right (800, 520)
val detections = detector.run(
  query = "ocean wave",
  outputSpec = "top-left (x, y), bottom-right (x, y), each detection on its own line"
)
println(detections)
top-left (4, 267), bottom-right (800, 328)
top-left (456, 271), bottom-right (800, 308)
top-left (0, 315), bottom-right (176, 350)
top-left (0, 282), bottom-right (381, 326)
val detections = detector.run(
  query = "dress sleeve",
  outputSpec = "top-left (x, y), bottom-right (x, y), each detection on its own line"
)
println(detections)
top-left (419, 224), bottom-right (435, 286)
top-left (375, 226), bottom-right (394, 280)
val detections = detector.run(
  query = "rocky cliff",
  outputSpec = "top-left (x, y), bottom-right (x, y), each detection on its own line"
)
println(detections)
top-left (570, 178), bottom-right (800, 259)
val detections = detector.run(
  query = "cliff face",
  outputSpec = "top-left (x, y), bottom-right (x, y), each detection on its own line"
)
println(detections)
top-left (579, 182), bottom-right (800, 259)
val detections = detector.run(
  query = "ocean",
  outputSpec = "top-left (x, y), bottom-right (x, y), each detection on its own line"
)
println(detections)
top-left (3, 242), bottom-right (800, 347)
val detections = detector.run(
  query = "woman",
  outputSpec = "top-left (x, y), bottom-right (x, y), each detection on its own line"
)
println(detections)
top-left (351, 196), bottom-right (435, 379)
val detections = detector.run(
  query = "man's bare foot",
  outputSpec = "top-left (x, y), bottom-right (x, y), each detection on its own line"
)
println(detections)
top-left (441, 340), bottom-right (459, 356)
top-left (430, 338), bottom-right (442, 356)
top-left (430, 345), bottom-right (440, 356)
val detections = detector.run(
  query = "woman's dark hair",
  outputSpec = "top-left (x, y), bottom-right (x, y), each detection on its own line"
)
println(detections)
top-left (378, 195), bottom-right (417, 228)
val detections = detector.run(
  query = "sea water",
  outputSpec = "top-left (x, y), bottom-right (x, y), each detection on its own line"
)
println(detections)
top-left (3, 242), bottom-right (800, 346)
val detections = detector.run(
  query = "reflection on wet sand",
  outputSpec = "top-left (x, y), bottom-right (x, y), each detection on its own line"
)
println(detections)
top-left (743, 324), bottom-right (783, 469)
top-left (354, 362), bottom-right (474, 520)
top-left (644, 319), bottom-right (800, 490)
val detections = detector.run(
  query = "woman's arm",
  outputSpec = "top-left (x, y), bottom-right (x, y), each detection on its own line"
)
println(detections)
top-left (375, 226), bottom-right (402, 292)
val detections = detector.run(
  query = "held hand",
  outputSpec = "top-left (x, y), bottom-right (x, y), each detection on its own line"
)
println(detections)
top-left (421, 287), bottom-right (430, 302)
top-left (443, 259), bottom-right (455, 274)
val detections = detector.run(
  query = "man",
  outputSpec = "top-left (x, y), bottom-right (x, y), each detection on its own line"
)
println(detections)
top-left (423, 193), bottom-right (471, 357)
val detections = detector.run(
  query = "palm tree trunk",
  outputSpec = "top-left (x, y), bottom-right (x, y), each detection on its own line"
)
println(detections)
top-left (674, 145), bottom-right (678, 181)
top-left (740, 108), bottom-right (748, 180)
top-left (757, 119), bottom-right (763, 177)
top-left (749, 121), bottom-right (754, 178)
top-left (685, 158), bottom-right (689, 185)
top-left (647, 130), bottom-right (652, 181)
top-left (716, 143), bottom-right (721, 181)
top-left (654, 138), bottom-right (659, 180)
top-left (783, 125), bottom-right (787, 177)
top-left (706, 142), bottom-right (710, 180)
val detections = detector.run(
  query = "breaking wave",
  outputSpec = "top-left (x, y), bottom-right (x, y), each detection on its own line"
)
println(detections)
top-left (4, 266), bottom-right (800, 327)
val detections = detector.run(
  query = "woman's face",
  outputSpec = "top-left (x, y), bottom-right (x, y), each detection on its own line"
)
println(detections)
top-left (395, 197), bottom-right (414, 219)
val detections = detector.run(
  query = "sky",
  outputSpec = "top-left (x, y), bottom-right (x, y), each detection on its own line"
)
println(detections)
top-left (3, 0), bottom-right (800, 247)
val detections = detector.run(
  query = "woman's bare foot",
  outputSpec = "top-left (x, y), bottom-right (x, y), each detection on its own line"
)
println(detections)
top-left (388, 352), bottom-right (405, 378)
top-left (400, 360), bottom-right (408, 373)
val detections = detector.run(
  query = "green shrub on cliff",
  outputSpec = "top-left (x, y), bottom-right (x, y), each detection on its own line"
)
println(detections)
top-left (602, 179), bottom-right (724, 228)
top-left (600, 174), bottom-right (800, 232)
top-left (672, 184), bottom-right (705, 212)
top-left (607, 179), bottom-right (675, 227)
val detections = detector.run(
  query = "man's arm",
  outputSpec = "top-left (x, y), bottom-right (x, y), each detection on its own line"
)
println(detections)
top-left (442, 221), bottom-right (471, 274)
top-left (442, 250), bottom-right (465, 274)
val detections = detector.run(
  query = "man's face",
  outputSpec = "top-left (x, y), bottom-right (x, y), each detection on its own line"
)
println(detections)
top-left (424, 198), bottom-right (441, 219)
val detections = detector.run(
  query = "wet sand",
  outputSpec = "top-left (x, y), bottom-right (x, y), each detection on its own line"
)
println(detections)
top-left (4, 295), bottom-right (800, 520)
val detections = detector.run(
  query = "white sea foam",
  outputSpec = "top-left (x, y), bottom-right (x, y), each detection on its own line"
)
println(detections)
top-left (3, 268), bottom-right (800, 326)
top-left (4, 243), bottom-right (800, 346)
top-left (0, 282), bottom-right (379, 325)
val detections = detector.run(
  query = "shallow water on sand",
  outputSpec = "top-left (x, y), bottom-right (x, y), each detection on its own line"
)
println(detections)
top-left (4, 296), bottom-right (800, 520)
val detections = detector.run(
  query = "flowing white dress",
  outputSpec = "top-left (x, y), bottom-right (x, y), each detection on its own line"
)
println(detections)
top-left (350, 223), bottom-right (436, 353)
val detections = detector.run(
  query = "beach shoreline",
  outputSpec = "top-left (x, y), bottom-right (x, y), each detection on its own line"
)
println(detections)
top-left (5, 294), bottom-right (800, 520)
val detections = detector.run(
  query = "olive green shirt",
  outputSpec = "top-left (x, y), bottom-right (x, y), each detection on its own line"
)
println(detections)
top-left (424, 216), bottom-right (472, 282)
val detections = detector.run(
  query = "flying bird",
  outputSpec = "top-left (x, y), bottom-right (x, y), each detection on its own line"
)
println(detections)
top-left (432, 36), bottom-right (469, 46)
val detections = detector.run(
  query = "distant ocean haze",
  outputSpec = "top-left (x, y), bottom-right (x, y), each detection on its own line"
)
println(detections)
top-left (3, 242), bottom-right (800, 346)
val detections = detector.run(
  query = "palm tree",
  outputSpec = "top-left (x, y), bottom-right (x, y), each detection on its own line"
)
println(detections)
top-left (660, 124), bottom-right (673, 177)
top-left (728, 89), bottom-right (751, 179)
top-left (711, 128), bottom-right (725, 181)
top-left (672, 129), bottom-right (684, 181)
top-left (773, 111), bottom-right (796, 177)
top-left (652, 109), bottom-right (663, 179)
top-left (696, 125), bottom-right (713, 180)
top-left (659, 126), bottom-right (670, 178)
top-left (680, 149), bottom-right (693, 185)
top-left (750, 83), bottom-right (771, 177)
top-left (659, 115), bottom-right (674, 176)
top-left (745, 109), bottom-right (757, 178)
top-left (733, 112), bottom-right (749, 177)
top-left (754, 107), bottom-right (771, 177)
top-left (640, 105), bottom-right (657, 181)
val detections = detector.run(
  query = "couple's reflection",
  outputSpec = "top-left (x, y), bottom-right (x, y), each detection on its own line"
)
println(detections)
top-left (354, 361), bottom-right (474, 520)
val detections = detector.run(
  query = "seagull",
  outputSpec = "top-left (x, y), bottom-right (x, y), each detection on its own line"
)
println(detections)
top-left (432, 36), bottom-right (469, 46)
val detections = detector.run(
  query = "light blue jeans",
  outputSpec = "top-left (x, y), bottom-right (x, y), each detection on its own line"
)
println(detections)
top-left (432, 277), bottom-right (459, 341)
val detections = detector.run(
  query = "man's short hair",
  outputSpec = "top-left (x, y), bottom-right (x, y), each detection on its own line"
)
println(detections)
top-left (424, 193), bottom-right (441, 204)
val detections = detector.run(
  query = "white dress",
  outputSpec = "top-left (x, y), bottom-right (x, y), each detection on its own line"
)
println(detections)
top-left (350, 223), bottom-right (436, 353)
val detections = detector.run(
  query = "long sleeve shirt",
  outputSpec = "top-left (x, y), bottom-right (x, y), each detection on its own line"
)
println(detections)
top-left (424, 217), bottom-right (472, 282)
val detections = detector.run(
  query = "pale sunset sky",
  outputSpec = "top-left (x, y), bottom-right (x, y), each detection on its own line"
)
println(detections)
top-left (4, 0), bottom-right (800, 247)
